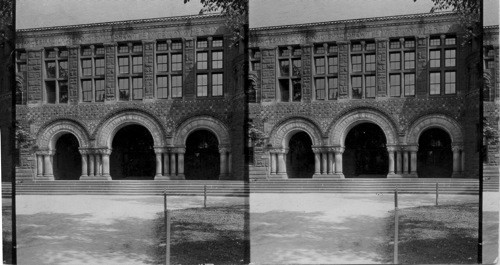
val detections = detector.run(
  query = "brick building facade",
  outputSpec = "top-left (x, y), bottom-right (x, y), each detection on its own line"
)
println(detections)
top-left (15, 14), bottom-right (246, 181)
top-left (483, 25), bottom-right (499, 166)
top-left (247, 12), bottom-right (486, 179)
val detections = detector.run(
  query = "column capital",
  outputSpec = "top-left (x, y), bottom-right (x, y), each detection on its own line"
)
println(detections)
top-left (95, 148), bottom-right (112, 155)
top-left (332, 147), bottom-right (345, 153)
top-left (387, 146), bottom-right (398, 152)
top-left (219, 147), bottom-right (229, 153)
top-left (406, 145), bottom-right (418, 152)
top-left (103, 42), bottom-right (117, 47)
top-left (37, 150), bottom-right (55, 156)
top-left (154, 147), bottom-right (167, 154)
top-left (172, 147), bottom-right (186, 154)
top-left (451, 145), bottom-right (461, 152)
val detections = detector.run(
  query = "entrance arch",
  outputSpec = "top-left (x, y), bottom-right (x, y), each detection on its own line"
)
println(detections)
top-left (286, 132), bottom-right (315, 178)
top-left (343, 123), bottom-right (388, 178)
top-left (417, 128), bottom-right (453, 178)
top-left (185, 130), bottom-right (220, 180)
top-left (110, 124), bottom-right (156, 179)
top-left (54, 133), bottom-right (81, 180)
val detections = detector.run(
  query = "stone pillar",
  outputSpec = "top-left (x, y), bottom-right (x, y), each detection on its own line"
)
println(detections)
top-left (277, 151), bottom-right (286, 177)
top-left (408, 146), bottom-right (418, 178)
top-left (321, 152), bottom-right (328, 174)
top-left (228, 152), bottom-right (232, 175)
top-left (403, 149), bottom-right (409, 175)
top-left (396, 150), bottom-right (402, 174)
top-left (155, 150), bottom-right (163, 178)
top-left (95, 154), bottom-right (102, 176)
top-left (80, 152), bottom-right (88, 178)
top-left (88, 154), bottom-right (95, 177)
top-left (313, 150), bottom-right (321, 177)
top-left (43, 153), bottom-right (54, 179)
top-left (333, 147), bottom-right (345, 178)
top-left (37, 154), bottom-right (44, 177)
top-left (177, 148), bottom-right (185, 179)
top-left (163, 152), bottom-right (170, 176)
top-left (460, 149), bottom-right (465, 173)
top-left (219, 147), bottom-right (228, 179)
top-left (328, 151), bottom-right (335, 174)
top-left (170, 152), bottom-right (177, 176)
top-left (101, 150), bottom-right (111, 179)
top-left (451, 145), bottom-right (461, 177)
top-left (387, 146), bottom-right (396, 177)
top-left (270, 152), bottom-right (277, 175)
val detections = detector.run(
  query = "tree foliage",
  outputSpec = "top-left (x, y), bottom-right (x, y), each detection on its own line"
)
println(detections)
top-left (184, 0), bottom-right (248, 46)
top-left (0, 0), bottom-right (14, 43)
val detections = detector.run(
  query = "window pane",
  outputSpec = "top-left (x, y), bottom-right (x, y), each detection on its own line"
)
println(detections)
top-left (132, 56), bottom-right (143, 73)
top-left (172, 75), bottom-right (182, 98)
top-left (212, 38), bottom-right (223, 47)
top-left (365, 75), bottom-right (376, 98)
top-left (157, 42), bottom-right (168, 51)
top-left (404, 74), bottom-right (415, 96)
top-left (59, 49), bottom-right (68, 57)
top-left (46, 50), bottom-right (56, 58)
top-left (119, 57), bottom-right (129, 74)
top-left (315, 58), bottom-right (325, 74)
top-left (430, 38), bottom-right (441, 46)
top-left (280, 60), bottom-right (289, 76)
top-left (46, 81), bottom-right (56, 103)
top-left (157, 76), bottom-right (168, 99)
top-left (212, 51), bottom-right (223, 69)
top-left (328, 77), bottom-right (338, 100)
top-left (59, 81), bottom-right (68, 103)
top-left (315, 45), bottom-right (325, 54)
top-left (351, 55), bottom-right (362, 72)
top-left (366, 43), bottom-right (376, 51)
top-left (157, 54), bottom-right (168, 72)
top-left (405, 40), bottom-right (415, 48)
top-left (445, 49), bottom-right (456, 67)
top-left (171, 54), bottom-right (183, 71)
top-left (292, 59), bottom-right (301, 76)
top-left (365, 54), bottom-right (376, 71)
top-left (445, 71), bottom-right (456, 94)
top-left (197, 52), bottom-right (208, 70)
top-left (197, 39), bottom-right (208, 48)
top-left (292, 79), bottom-right (301, 101)
top-left (95, 47), bottom-right (105, 55)
top-left (445, 37), bottom-right (456, 45)
top-left (82, 47), bottom-right (92, 56)
top-left (212, 73), bottom-right (223, 96)
top-left (404, 52), bottom-right (415, 69)
top-left (132, 77), bottom-right (143, 99)
top-left (46, 62), bottom-right (56, 78)
top-left (328, 56), bottom-right (338, 73)
top-left (429, 50), bottom-right (440, 68)
top-left (95, 58), bottom-right (105, 75)
top-left (82, 59), bottom-right (92, 76)
top-left (132, 44), bottom-right (142, 53)
top-left (351, 43), bottom-right (361, 51)
top-left (59, 61), bottom-right (68, 78)
top-left (279, 79), bottom-right (289, 102)
top-left (389, 53), bottom-right (401, 70)
top-left (315, 78), bottom-right (325, 100)
top-left (118, 45), bottom-right (129, 53)
top-left (430, 72), bottom-right (440, 95)
top-left (389, 74), bottom-right (401, 97)
top-left (351, 76), bottom-right (362, 99)
top-left (328, 45), bottom-right (338, 53)
top-left (118, 78), bottom-right (129, 100)
top-left (95, 79), bottom-right (105, 102)
top-left (171, 41), bottom-right (182, 50)
top-left (390, 40), bottom-right (401, 49)
top-left (82, 80), bottom-right (92, 102)
top-left (197, 74), bottom-right (208, 97)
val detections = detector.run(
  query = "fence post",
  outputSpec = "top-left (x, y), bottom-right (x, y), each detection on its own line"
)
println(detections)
top-left (394, 188), bottom-right (399, 264)
top-left (435, 183), bottom-right (439, 206)
top-left (164, 191), bottom-right (170, 265)
top-left (204, 185), bottom-right (207, 208)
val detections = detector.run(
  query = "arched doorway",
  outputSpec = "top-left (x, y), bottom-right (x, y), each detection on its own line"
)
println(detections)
top-left (344, 123), bottom-right (388, 178)
top-left (286, 132), bottom-right (315, 178)
top-left (417, 128), bottom-right (452, 178)
top-left (54, 133), bottom-right (81, 180)
top-left (110, 124), bottom-right (155, 179)
top-left (185, 130), bottom-right (220, 180)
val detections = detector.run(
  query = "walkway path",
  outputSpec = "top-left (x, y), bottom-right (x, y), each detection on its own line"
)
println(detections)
top-left (250, 193), bottom-right (479, 264)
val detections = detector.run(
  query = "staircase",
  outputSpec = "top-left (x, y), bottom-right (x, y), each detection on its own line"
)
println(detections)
top-left (483, 165), bottom-right (499, 192)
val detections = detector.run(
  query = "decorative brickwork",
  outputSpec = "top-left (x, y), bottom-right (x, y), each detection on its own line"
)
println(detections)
top-left (143, 41), bottom-right (155, 99)
top-left (37, 119), bottom-right (91, 150)
top-left (416, 36), bottom-right (428, 96)
top-left (376, 39), bottom-right (388, 97)
top-left (301, 44), bottom-right (312, 102)
top-left (337, 42), bottom-right (349, 98)
top-left (27, 49), bottom-right (42, 103)
top-left (68, 46), bottom-right (79, 104)
top-left (173, 115), bottom-right (230, 147)
top-left (405, 114), bottom-right (464, 145)
top-left (260, 48), bottom-right (276, 101)
top-left (269, 117), bottom-right (323, 148)
top-left (104, 43), bottom-right (116, 101)
top-left (184, 38), bottom-right (195, 98)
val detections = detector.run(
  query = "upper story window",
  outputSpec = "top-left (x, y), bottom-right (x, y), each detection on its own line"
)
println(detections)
top-left (429, 35), bottom-right (457, 95)
top-left (156, 39), bottom-right (183, 99)
top-left (44, 47), bottom-right (68, 104)
top-left (350, 40), bottom-right (376, 99)
top-left (15, 50), bottom-right (27, 105)
top-left (80, 45), bottom-right (105, 103)
top-left (389, 38), bottom-right (416, 97)
top-left (196, 37), bottom-right (224, 97)
top-left (249, 48), bottom-right (261, 72)
top-left (278, 45), bottom-right (302, 102)
top-left (314, 43), bottom-right (338, 100)
top-left (117, 42), bottom-right (143, 101)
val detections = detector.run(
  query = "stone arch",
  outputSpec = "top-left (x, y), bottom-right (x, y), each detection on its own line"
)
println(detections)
top-left (37, 119), bottom-right (91, 151)
top-left (269, 117), bottom-right (323, 148)
top-left (329, 109), bottom-right (398, 147)
top-left (406, 114), bottom-right (463, 145)
top-left (173, 116), bottom-right (230, 147)
top-left (95, 110), bottom-right (166, 148)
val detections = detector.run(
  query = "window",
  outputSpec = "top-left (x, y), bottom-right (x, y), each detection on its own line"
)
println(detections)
top-left (156, 39), bottom-right (183, 99)
top-left (428, 35), bottom-right (457, 95)
top-left (196, 37), bottom-right (224, 97)
top-left (118, 42), bottom-right (143, 101)
top-left (278, 46), bottom-right (302, 102)
top-left (80, 45), bottom-right (105, 102)
top-left (249, 48), bottom-right (261, 72)
top-left (15, 50), bottom-right (27, 105)
top-left (44, 47), bottom-right (68, 104)
top-left (314, 43), bottom-right (338, 100)
top-left (388, 37), bottom-right (416, 97)
top-left (349, 41), bottom-right (375, 99)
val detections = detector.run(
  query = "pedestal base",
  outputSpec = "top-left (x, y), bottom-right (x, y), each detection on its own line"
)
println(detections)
top-left (387, 173), bottom-right (402, 178)
top-left (268, 173), bottom-right (287, 179)
top-left (313, 174), bottom-right (344, 179)
top-left (34, 175), bottom-right (55, 181)
top-left (155, 175), bottom-right (185, 180)
top-left (80, 175), bottom-right (112, 181)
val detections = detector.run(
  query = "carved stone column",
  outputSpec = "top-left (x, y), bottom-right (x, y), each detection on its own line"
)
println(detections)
top-left (101, 149), bottom-right (112, 179)
top-left (408, 146), bottom-right (418, 178)
top-left (80, 149), bottom-right (111, 180)
top-left (403, 148), bottom-right (409, 175)
top-left (177, 148), bottom-right (185, 179)
top-left (460, 149), bottom-right (465, 173)
top-left (219, 147), bottom-right (228, 179)
top-left (276, 150), bottom-right (287, 178)
top-left (154, 148), bottom-right (163, 178)
top-left (163, 151), bottom-right (170, 177)
top-left (313, 148), bottom-right (321, 177)
top-left (228, 152), bottom-right (232, 175)
top-left (36, 154), bottom-right (44, 177)
top-left (333, 147), bottom-right (345, 178)
top-left (270, 152), bottom-right (277, 175)
top-left (43, 151), bottom-right (54, 180)
top-left (451, 145), bottom-right (462, 178)
top-left (170, 152), bottom-right (177, 177)
top-left (79, 149), bottom-right (88, 178)
top-left (396, 150), bottom-right (402, 174)
top-left (88, 153), bottom-right (95, 177)
top-left (95, 153), bottom-right (102, 176)
top-left (328, 151), bottom-right (335, 174)
top-left (387, 146), bottom-right (396, 177)
top-left (321, 151), bottom-right (328, 175)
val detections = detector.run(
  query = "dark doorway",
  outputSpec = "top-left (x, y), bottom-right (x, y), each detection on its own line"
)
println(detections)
top-left (110, 124), bottom-right (155, 179)
top-left (185, 130), bottom-right (220, 180)
top-left (286, 132), bottom-right (315, 178)
top-left (54, 133), bottom-right (81, 180)
top-left (344, 123), bottom-right (388, 177)
top-left (417, 128), bottom-right (452, 178)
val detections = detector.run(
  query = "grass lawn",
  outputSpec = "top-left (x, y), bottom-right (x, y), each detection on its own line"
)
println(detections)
top-left (2, 198), bottom-right (13, 264)
top-left (390, 203), bottom-right (478, 264)
top-left (154, 204), bottom-right (249, 264)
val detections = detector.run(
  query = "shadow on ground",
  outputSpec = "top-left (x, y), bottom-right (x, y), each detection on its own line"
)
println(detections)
top-left (251, 210), bottom-right (393, 264)
top-left (152, 204), bottom-right (249, 264)
top-left (2, 198), bottom-right (13, 264)
top-left (391, 203), bottom-right (479, 264)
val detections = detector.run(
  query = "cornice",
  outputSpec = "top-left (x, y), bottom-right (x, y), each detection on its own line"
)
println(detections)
top-left (250, 11), bottom-right (457, 33)
top-left (16, 13), bottom-right (224, 34)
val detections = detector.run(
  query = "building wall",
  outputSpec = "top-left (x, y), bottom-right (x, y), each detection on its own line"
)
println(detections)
top-left (15, 14), bottom-right (245, 181)
top-left (483, 26), bottom-right (499, 166)
top-left (248, 12), bottom-right (479, 179)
